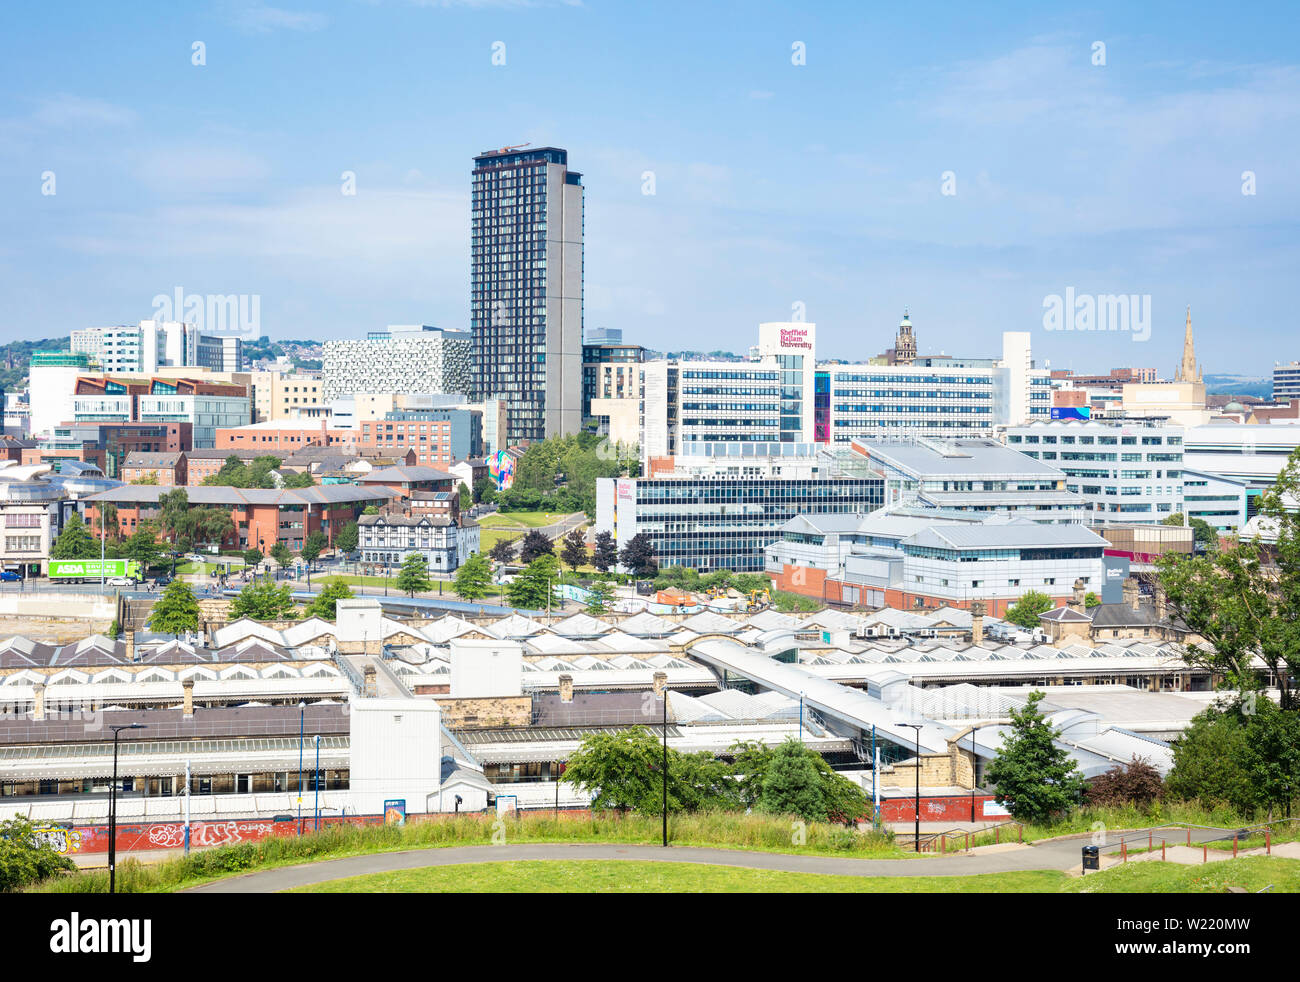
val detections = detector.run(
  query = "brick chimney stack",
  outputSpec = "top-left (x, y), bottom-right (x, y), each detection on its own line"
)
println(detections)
top-left (33, 683), bottom-right (45, 721)
top-left (652, 671), bottom-right (667, 697)
top-left (970, 601), bottom-right (985, 645)
top-left (182, 679), bottom-right (195, 718)
top-left (1123, 577), bottom-right (1141, 612)
top-left (558, 673), bottom-right (574, 703)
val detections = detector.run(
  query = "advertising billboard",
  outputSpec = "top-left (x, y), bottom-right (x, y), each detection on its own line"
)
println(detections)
top-left (1050, 406), bottom-right (1091, 421)
top-left (48, 559), bottom-right (141, 579)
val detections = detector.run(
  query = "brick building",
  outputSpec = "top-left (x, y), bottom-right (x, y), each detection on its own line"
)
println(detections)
top-left (87, 484), bottom-right (394, 552)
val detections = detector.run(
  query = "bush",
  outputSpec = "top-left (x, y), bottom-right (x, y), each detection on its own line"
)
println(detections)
top-left (1086, 756), bottom-right (1164, 810)
top-left (0, 817), bottom-right (77, 892)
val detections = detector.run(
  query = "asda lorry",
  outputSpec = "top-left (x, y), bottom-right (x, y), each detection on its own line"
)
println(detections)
top-left (47, 559), bottom-right (142, 583)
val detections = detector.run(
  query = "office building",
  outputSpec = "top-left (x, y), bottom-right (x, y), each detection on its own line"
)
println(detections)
top-left (72, 321), bottom-right (242, 375)
top-left (1004, 418), bottom-right (1184, 524)
top-left (1273, 362), bottom-right (1300, 403)
top-left (766, 505), bottom-right (1108, 615)
top-left (321, 326), bottom-right (472, 403)
top-left (355, 409), bottom-right (482, 466)
top-left (582, 338), bottom-right (643, 419)
top-left (639, 325), bottom-right (1050, 462)
top-left (850, 436), bottom-right (1087, 523)
top-left (471, 146), bottom-right (584, 443)
top-left (250, 371), bottom-right (323, 422)
top-left (72, 376), bottom-right (251, 450)
top-left (595, 443), bottom-right (883, 572)
top-left (1182, 469), bottom-right (1250, 534)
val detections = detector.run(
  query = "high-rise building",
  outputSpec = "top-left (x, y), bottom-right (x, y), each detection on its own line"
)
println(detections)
top-left (471, 146), bottom-right (584, 444)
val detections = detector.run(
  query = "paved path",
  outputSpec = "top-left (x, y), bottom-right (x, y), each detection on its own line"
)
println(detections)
top-left (184, 826), bottom-right (1259, 893)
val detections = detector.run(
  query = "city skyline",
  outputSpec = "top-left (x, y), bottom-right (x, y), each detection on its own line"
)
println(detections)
top-left (1, 1), bottom-right (1296, 377)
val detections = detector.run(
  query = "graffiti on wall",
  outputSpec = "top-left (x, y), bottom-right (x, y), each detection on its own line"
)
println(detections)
top-left (144, 820), bottom-right (275, 849)
top-left (32, 826), bottom-right (83, 855)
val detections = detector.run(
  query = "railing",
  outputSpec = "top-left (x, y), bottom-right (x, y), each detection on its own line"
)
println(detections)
top-left (331, 651), bottom-right (364, 695)
top-left (906, 822), bottom-right (1026, 853)
top-left (1100, 818), bottom-right (1300, 864)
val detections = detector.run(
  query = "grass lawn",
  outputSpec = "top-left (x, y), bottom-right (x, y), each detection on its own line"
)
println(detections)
top-left (1064, 856), bottom-right (1300, 893)
top-left (479, 528), bottom-right (521, 553)
top-left (288, 861), bottom-right (1068, 894)
top-left (477, 511), bottom-right (569, 529)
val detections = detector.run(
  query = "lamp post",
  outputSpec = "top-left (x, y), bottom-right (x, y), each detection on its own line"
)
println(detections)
top-left (798, 690), bottom-right (805, 744)
top-left (969, 724), bottom-right (982, 823)
top-left (99, 505), bottom-right (106, 589)
top-left (108, 723), bottom-right (146, 893)
top-left (297, 701), bottom-right (305, 835)
top-left (313, 734), bottom-right (321, 831)
top-left (661, 687), bottom-right (669, 848)
top-left (897, 722), bottom-right (923, 853)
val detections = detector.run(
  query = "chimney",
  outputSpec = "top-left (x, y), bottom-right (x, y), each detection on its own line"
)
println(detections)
top-left (1073, 578), bottom-right (1086, 608)
top-left (181, 679), bottom-right (194, 718)
top-left (1123, 577), bottom-right (1141, 612)
top-left (652, 670), bottom-right (667, 698)
top-left (558, 673), bottom-right (574, 704)
top-left (125, 631), bottom-right (136, 663)
top-left (1154, 584), bottom-right (1168, 620)
top-left (970, 601), bottom-right (985, 645)
top-left (363, 664), bottom-right (377, 697)
top-left (33, 683), bottom-right (45, 721)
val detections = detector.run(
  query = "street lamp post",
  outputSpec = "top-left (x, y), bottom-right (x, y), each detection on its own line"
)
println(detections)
top-left (661, 687), bottom-right (669, 848)
top-left (897, 722), bottom-right (923, 853)
top-left (297, 701), bottom-right (305, 835)
top-left (969, 725), bottom-right (982, 823)
top-left (798, 690), bottom-right (805, 744)
top-left (108, 723), bottom-right (146, 893)
top-left (313, 734), bottom-right (321, 831)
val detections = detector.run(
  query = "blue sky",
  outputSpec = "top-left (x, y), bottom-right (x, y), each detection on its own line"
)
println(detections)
top-left (1, 1), bottom-right (1296, 376)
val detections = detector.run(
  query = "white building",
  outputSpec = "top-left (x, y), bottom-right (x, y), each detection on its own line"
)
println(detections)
top-left (322, 326), bottom-right (472, 403)
top-left (851, 436), bottom-right (1087, 523)
top-left (1004, 418), bottom-right (1184, 524)
top-left (71, 321), bottom-right (241, 375)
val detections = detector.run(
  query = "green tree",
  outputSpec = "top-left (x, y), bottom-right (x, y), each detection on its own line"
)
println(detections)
top-left (454, 553), bottom-right (493, 601)
top-left (1242, 697), bottom-right (1300, 819)
top-left (335, 521), bottom-right (359, 554)
top-left (282, 470), bottom-right (315, 488)
top-left (131, 470), bottom-right (160, 485)
top-left (585, 580), bottom-right (616, 615)
top-left (149, 580), bottom-right (200, 635)
top-left (124, 523), bottom-right (162, 570)
top-left (506, 554), bottom-right (560, 610)
top-left (300, 530), bottom-right (327, 565)
top-left (985, 691), bottom-right (1086, 824)
top-left (619, 532), bottom-right (658, 577)
top-left (363, 505), bottom-right (380, 516)
top-left (1163, 513), bottom-right (1220, 551)
top-left (592, 531), bottom-right (618, 573)
top-left (243, 547), bottom-right (264, 567)
top-left (458, 482), bottom-right (472, 511)
top-left (229, 578), bottom-right (298, 621)
top-left (1157, 450), bottom-right (1300, 710)
top-left (560, 726), bottom-right (733, 815)
top-left (304, 578), bottom-right (354, 620)
top-left (50, 512), bottom-right (97, 560)
top-left (472, 476), bottom-right (497, 505)
top-left (270, 542), bottom-right (293, 568)
top-left (1165, 701), bottom-right (1255, 812)
top-left (560, 527), bottom-right (588, 571)
top-left (0, 816), bottom-right (77, 892)
top-left (395, 552), bottom-right (433, 597)
top-left (758, 739), bottom-right (829, 822)
top-left (1004, 590), bottom-right (1054, 629)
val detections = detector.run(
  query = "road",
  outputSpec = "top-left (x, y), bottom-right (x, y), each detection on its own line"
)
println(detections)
top-left (183, 825), bottom-right (1251, 893)
top-left (494, 512), bottom-right (588, 558)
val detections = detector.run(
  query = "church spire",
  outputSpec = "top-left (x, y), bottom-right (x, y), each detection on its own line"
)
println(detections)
top-left (1176, 305), bottom-right (1200, 383)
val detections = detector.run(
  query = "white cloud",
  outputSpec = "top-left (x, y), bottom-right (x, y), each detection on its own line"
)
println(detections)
top-left (226, 3), bottom-right (329, 32)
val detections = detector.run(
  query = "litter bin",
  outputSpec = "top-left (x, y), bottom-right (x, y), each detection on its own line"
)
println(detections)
top-left (1082, 845), bottom-right (1099, 872)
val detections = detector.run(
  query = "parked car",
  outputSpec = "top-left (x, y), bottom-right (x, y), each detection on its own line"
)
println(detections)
top-left (106, 576), bottom-right (132, 587)
top-left (152, 575), bottom-right (173, 588)
top-left (0, 570), bottom-right (22, 582)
